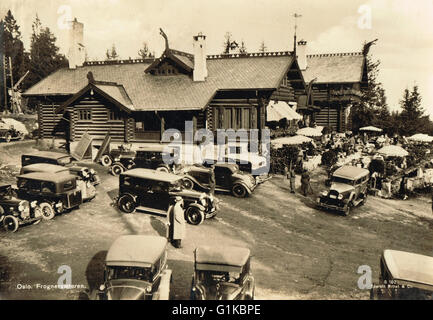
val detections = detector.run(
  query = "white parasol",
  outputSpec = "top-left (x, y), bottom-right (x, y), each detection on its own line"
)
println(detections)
top-left (408, 133), bottom-right (433, 143)
top-left (377, 145), bottom-right (409, 157)
top-left (296, 127), bottom-right (322, 137)
top-left (359, 126), bottom-right (382, 132)
top-left (272, 135), bottom-right (313, 148)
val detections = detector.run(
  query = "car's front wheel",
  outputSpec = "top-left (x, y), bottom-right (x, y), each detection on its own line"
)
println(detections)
top-left (232, 184), bottom-right (248, 198)
top-left (3, 215), bottom-right (19, 232)
top-left (39, 202), bottom-right (55, 220)
top-left (100, 155), bottom-right (112, 167)
top-left (117, 194), bottom-right (136, 213)
top-left (182, 178), bottom-right (194, 190)
top-left (185, 206), bottom-right (205, 225)
top-left (111, 164), bottom-right (124, 176)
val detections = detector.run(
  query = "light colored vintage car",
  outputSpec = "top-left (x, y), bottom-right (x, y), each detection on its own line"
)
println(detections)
top-left (92, 235), bottom-right (172, 300)
top-left (317, 166), bottom-right (369, 215)
top-left (370, 250), bottom-right (433, 300)
top-left (191, 246), bottom-right (255, 300)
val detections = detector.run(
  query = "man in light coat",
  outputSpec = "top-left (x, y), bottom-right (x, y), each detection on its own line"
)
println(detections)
top-left (167, 196), bottom-right (186, 248)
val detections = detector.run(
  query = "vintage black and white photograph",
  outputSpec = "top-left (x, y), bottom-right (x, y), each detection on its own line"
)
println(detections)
top-left (0, 0), bottom-right (432, 302)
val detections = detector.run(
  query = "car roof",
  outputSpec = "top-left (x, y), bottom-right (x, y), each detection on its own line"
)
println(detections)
top-left (136, 145), bottom-right (174, 152)
top-left (333, 166), bottom-right (369, 180)
top-left (121, 168), bottom-right (181, 183)
top-left (106, 235), bottom-right (167, 268)
top-left (383, 250), bottom-right (433, 289)
top-left (17, 171), bottom-right (76, 183)
top-left (194, 246), bottom-right (250, 272)
top-left (22, 163), bottom-right (69, 173)
top-left (22, 151), bottom-right (71, 160)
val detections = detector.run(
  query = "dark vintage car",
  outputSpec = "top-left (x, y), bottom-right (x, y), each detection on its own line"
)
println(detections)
top-left (21, 151), bottom-right (100, 186)
top-left (0, 119), bottom-right (25, 142)
top-left (117, 168), bottom-right (217, 225)
top-left (107, 145), bottom-right (178, 176)
top-left (191, 246), bottom-right (255, 300)
top-left (89, 235), bottom-right (172, 300)
top-left (370, 250), bottom-right (433, 300)
top-left (16, 172), bottom-right (83, 220)
top-left (317, 166), bottom-right (369, 215)
top-left (20, 163), bottom-right (96, 201)
top-left (179, 163), bottom-right (257, 198)
top-left (0, 184), bottom-right (42, 232)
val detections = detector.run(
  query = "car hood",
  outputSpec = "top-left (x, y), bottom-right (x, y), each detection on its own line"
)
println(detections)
top-left (106, 280), bottom-right (150, 300)
top-left (202, 282), bottom-right (242, 300)
top-left (171, 189), bottom-right (203, 199)
top-left (232, 173), bottom-right (255, 187)
top-left (330, 182), bottom-right (354, 194)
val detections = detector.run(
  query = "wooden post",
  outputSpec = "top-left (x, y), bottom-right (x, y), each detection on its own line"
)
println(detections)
top-left (160, 115), bottom-right (165, 141)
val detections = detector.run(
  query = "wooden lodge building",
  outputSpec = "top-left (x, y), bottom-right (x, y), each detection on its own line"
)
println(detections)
top-left (23, 19), bottom-right (369, 152)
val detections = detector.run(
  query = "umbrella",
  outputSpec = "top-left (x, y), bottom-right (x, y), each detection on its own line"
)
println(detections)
top-left (408, 133), bottom-right (433, 143)
top-left (296, 127), bottom-right (322, 137)
top-left (359, 126), bottom-right (382, 132)
top-left (267, 101), bottom-right (302, 122)
top-left (377, 145), bottom-right (409, 157)
top-left (272, 135), bottom-right (312, 148)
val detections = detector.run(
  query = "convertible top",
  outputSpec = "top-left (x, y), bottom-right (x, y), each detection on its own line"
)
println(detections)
top-left (106, 235), bottom-right (167, 268)
top-left (194, 246), bottom-right (250, 272)
top-left (383, 250), bottom-right (433, 290)
top-left (23, 151), bottom-right (71, 160)
top-left (17, 171), bottom-right (76, 183)
top-left (21, 163), bottom-right (69, 173)
top-left (121, 168), bottom-right (181, 183)
top-left (333, 166), bottom-right (369, 180)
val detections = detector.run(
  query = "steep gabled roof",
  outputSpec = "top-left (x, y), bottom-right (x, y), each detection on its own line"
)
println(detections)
top-left (24, 52), bottom-right (295, 111)
top-left (302, 52), bottom-right (366, 84)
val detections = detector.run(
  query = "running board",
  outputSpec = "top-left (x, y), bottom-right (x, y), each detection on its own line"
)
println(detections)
top-left (136, 206), bottom-right (168, 216)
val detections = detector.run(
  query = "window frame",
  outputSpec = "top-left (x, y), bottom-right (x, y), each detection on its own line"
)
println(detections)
top-left (77, 109), bottom-right (92, 122)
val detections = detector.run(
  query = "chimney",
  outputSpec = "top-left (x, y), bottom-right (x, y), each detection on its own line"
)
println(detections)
top-left (67, 18), bottom-right (85, 69)
top-left (296, 39), bottom-right (307, 71)
top-left (193, 33), bottom-right (207, 82)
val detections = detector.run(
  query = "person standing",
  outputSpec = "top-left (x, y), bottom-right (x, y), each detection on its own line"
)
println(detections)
top-left (288, 163), bottom-right (296, 193)
top-left (301, 169), bottom-right (311, 196)
top-left (167, 196), bottom-right (185, 248)
top-left (209, 165), bottom-right (216, 196)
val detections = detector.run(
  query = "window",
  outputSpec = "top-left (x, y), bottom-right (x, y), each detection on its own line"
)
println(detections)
top-left (78, 109), bottom-right (92, 121)
top-left (109, 110), bottom-right (122, 121)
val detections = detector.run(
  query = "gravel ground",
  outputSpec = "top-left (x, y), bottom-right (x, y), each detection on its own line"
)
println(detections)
top-left (0, 140), bottom-right (432, 300)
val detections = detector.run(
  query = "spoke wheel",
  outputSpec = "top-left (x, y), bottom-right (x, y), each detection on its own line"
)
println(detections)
top-left (39, 202), bottom-right (55, 220)
top-left (185, 206), bottom-right (204, 225)
top-left (3, 215), bottom-right (19, 232)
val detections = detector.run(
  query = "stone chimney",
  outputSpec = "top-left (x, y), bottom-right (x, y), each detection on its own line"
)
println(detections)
top-left (67, 18), bottom-right (85, 69)
top-left (193, 33), bottom-right (207, 81)
top-left (296, 39), bottom-right (307, 71)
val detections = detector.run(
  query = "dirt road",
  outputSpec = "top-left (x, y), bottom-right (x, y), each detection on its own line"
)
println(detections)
top-left (0, 141), bottom-right (432, 300)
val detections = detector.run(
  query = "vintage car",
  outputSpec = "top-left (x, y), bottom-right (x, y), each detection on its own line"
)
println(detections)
top-left (370, 250), bottom-right (433, 300)
top-left (108, 145), bottom-right (178, 176)
top-left (21, 151), bottom-right (100, 186)
top-left (20, 163), bottom-right (96, 201)
top-left (91, 235), bottom-right (172, 300)
top-left (0, 184), bottom-right (42, 232)
top-left (16, 172), bottom-right (83, 220)
top-left (317, 165), bottom-right (369, 215)
top-left (0, 119), bottom-right (25, 142)
top-left (117, 168), bottom-right (217, 225)
top-left (204, 153), bottom-right (269, 179)
top-left (179, 163), bottom-right (256, 198)
top-left (191, 246), bottom-right (255, 300)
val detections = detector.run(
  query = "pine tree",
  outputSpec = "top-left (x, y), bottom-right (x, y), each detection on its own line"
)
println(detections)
top-left (222, 32), bottom-right (238, 54)
top-left (259, 41), bottom-right (267, 53)
top-left (239, 40), bottom-right (247, 55)
top-left (138, 42), bottom-right (154, 59)
top-left (105, 44), bottom-right (119, 60)
top-left (398, 85), bottom-right (426, 136)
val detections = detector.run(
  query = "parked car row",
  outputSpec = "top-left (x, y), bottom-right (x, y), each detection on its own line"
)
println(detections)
top-left (84, 235), bottom-right (255, 300)
top-left (1, 151), bottom-right (101, 232)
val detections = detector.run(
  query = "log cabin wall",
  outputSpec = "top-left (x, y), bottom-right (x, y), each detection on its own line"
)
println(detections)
top-left (70, 92), bottom-right (127, 142)
top-left (38, 96), bottom-right (70, 139)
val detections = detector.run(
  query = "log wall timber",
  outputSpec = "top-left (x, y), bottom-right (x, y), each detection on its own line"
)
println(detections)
top-left (270, 84), bottom-right (295, 102)
top-left (72, 96), bottom-right (126, 142)
top-left (315, 107), bottom-right (339, 131)
top-left (39, 102), bottom-right (66, 138)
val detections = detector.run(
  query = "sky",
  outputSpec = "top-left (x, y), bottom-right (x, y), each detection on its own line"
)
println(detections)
top-left (1, 0), bottom-right (432, 117)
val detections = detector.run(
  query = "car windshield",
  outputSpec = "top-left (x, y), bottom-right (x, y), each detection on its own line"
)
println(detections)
top-left (107, 266), bottom-right (154, 282)
top-left (198, 270), bottom-right (241, 285)
top-left (331, 176), bottom-right (354, 185)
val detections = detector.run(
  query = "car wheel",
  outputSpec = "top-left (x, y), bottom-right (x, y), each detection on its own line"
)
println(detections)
top-left (101, 155), bottom-right (112, 167)
top-left (39, 202), bottom-right (55, 220)
top-left (117, 194), bottom-right (136, 213)
top-left (5, 133), bottom-right (11, 143)
top-left (185, 206), bottom-right (205, 225)
top-left (3, 215), bottom-right (19, 232)
top-left (232, 184), bottom-right (247, 198)
top-left (111, 164), bottom-right (124, 176)
top-left (182, 178), bottom-right (194, 190)
top-left (156, 166), bottom-right (169, 173)
top-left (32, 219), bottom-right (42, 225)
